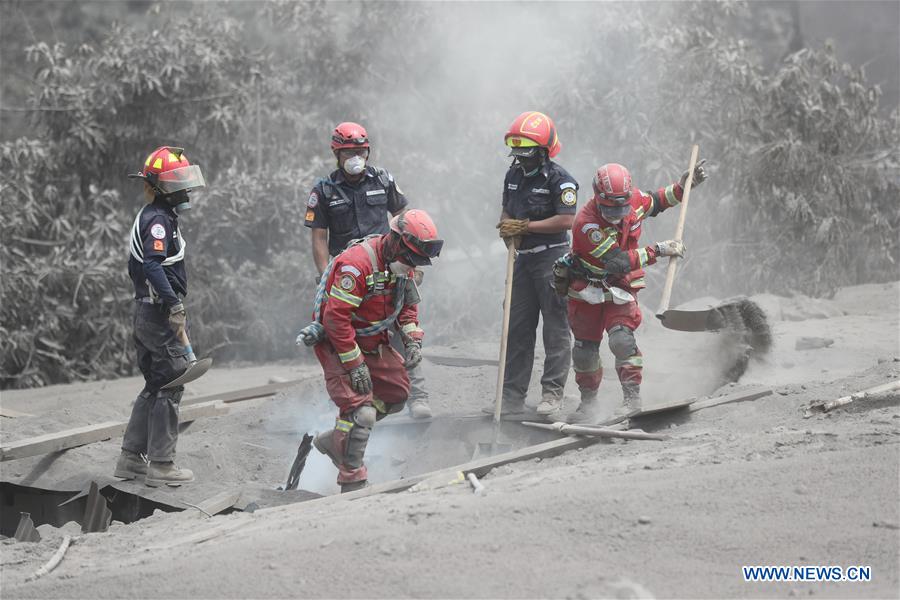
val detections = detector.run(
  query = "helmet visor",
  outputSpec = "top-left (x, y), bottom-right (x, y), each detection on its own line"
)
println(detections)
top-left (402, 232), bottom-right (443, 259)
top-left (599, 204), bottom-right (631, 221)
top-left (155, 165), bottom-right (206, 195)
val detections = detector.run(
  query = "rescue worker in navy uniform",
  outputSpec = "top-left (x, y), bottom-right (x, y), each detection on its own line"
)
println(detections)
top-left (114, 146), bottom-right (206, 487)
top-left (491, 111), bottom-right (577, 417)
top-left (304, 122), bottom-right (433, 419)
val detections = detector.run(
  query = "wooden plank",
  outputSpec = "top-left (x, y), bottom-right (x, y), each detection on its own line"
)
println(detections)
top-left (688, 387), bottom-right (773, 413)
top-left (0, 407), bottom-right (35, 419)
top-left (185, 489), bottom-right (243, 517)
top-left (0, 401), bottom-right (228, 462)
top-left (423, 354), bottom-right (499, 368)
top-left (181, 379), bottom-right (308, 407)
top-left (628, 396), bottom-right (695, 418)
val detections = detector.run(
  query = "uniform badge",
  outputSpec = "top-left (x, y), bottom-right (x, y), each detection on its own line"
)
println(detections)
top-left (153, 240), bottom-right (164, 251)
top-left (150, 224), bottom-right (166, 239)
top-left (589, 229), bottom-right (604, 243)
top-left (339, 275), bottom-right (356, 291)
top-left (307, 191), bottom-right (319, 208)
top-left (305, 209), bottom-right (315, 222)
top-left (561, 189), bottom-right (577, 206)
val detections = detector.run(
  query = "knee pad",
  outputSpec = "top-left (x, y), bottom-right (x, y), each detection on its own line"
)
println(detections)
top-left (344, 405), bottom-right (376, 469)
top-left (572, 339), bottom-right (601, 373)
top-left (608, 325), bottom-right (637, 360)
top-left (352, 405), bottom-right (377, 429)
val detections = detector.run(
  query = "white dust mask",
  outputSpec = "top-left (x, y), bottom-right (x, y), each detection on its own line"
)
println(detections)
top-left (343, 155), bottom-right (366, 175)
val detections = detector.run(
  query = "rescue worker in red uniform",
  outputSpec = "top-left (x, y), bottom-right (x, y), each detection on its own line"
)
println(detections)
top-left (557, 161), bottom-right (707, 423)
top-left (297, 209), bottom-right (443, 492)
top-left (304, 122), bottom-right (432, 419)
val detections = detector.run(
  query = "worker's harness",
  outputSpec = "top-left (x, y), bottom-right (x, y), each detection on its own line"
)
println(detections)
top-left (554, 253), bottom-right (634, 305)
top-left (296, 236), bottom-right (411, 347)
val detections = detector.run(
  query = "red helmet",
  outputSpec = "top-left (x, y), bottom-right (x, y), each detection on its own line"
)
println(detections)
top-left (331, 122), bottom-right (370, 152)
top-left (389, 209), bottom-right (444, 266)
top-left (504, 111), bottom-right (561, 159)
top-left (592, 163), bottom-right (633, 219)
top-left (128, 146), bottom-right (205, 195)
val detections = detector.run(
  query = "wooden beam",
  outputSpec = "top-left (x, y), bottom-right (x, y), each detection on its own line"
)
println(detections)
top-left (181, 379), bottom-right (309, 407)
top-left (688, 387), bottom-right (773, 412)
top-left (811, 380), bottom-right (900, 413)
top-left (521, 421), bottom-right (669, 440)
top-left (0, 401), bottom-right (228, 462)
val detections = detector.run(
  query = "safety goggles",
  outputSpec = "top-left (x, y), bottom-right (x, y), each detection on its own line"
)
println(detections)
top-left (597, 190), bottom-right (631, 205)
top-left (334, 135), bottom-right (368, 146)
top-left (154, 165), bottom-right (206, 195)
top-left (402, 232), bottom-right (443, 259)
top-left (599, 203), bottom-right (632, 220)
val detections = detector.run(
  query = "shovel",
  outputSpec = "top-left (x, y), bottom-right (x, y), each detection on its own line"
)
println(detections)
top-left (162, 326), bottom-right (213, 389)
top-left (654, 146), bottom-right (772, 362)
top-left (475, 242), bottom-right (517, 458)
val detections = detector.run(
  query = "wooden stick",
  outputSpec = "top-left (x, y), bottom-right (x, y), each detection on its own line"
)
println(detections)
top-left (181, 379), bottom-right (309, 407)
top-left (656, 144), bottom-right (699, 316)
top-left (1, 401), bottom-right (227, 462)
top-left (26, 535), bottom-right (71, 582)
top-left (491, 244), bottom-right (517, 436)
top-left (689, 387), bottom-right (773, 412)
top-left (521, 421), bottom-right (668, 441)
top-left (815, 380), bottom-right (900, 413)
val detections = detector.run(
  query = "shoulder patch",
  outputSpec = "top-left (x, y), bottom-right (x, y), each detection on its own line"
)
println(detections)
top-left (507, 183), bottom-right (518, 191)
top-left (339, 275), bottom-right (356, 291)
top-left (150, 223), bottom-right (166, 239)
top-left (340, 265), bottom-right (362, 277)
top-left (305, 209), bottom-right (315, 221)
top-left (581, 222), bottom-right (600, 234)
top-left (559, 181), bottom-right (577, 191)
top-left (153, 239), bottom-right (165, 251)
top-left (589, 229), bottom-right (604, 243)
top-left (307, 191), bottom-right (319, 208)
top-left (561, 189), bottom-right (577, 206)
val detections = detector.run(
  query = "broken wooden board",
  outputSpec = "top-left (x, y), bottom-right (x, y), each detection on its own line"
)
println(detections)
top-left (0, 401), bottom-right (228, 462)
top-left (0, 407), bottom-right (35, 419)
top-left (807, 380), bottom-right (900, 414)
top-left (627, 396), bottom-right (695, 419)
top-left (184, 489), bottom-right (243, 518)
top-left (181, 378), bottom-right (311, 407)
top-left (688, 387), bottom-right (773, 413)
top-left (423, 354), bottom-right (499, 368)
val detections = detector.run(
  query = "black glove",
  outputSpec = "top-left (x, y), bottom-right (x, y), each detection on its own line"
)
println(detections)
top-left (348, 363), bottom-right (372, 394)
top-left (679, 158), bottom-right (708, 189)
top-left (168, 302), bottom-right (186, 331)
top-left (404, 341), bottom-right (423, 370)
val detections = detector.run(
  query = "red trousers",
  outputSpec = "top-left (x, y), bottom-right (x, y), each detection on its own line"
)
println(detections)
top-left (567, 299), bottom-right (644, 392)
top-left (314, 341), bottom-right (410, 416)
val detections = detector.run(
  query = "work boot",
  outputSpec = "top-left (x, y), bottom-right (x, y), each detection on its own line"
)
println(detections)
top-left (408, 398), bottom-right (433, 420)
top-left (313, 430), bottom-right (341, 468)
top-left (145, 461), bottom-right (194, 487)
top-left (481, 399), bottom-right (531, 418)
top-left (340, 480), bottom-right (368, 494)
top-left (622, 383), bottom-right (641, 414)
top-left (536, 392), bottom-right (563, 416)
top-left (567, 390), bottom-right (602, 424)
top-left (113, 449), bottom-right (147, 480)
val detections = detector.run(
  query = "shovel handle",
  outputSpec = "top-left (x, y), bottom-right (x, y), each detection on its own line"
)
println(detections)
top-left (176, 325), bottom-right (197, 363)
top-left (493, 243), bottom-right (517, 426)
top-left (656, 144), bottom-right (699, 317)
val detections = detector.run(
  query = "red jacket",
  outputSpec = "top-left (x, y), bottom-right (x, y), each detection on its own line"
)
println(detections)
top-left (319, 235), bottom-right (423, 369)
top-left (571, 182), bottom-right (684, 293)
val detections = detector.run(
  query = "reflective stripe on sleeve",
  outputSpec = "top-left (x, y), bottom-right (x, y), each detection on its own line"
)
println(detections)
top-left (589, 235), bottom-right (616, 258)
top-left (330, 286), bottom-right (363, 307)
top-left (401, 322), bottom-right (423, 335)
top-left (577, 257), bottom-right (608, 276)
top-left (636, 247), bottom-right (649, 267)
top-left (338, 345), bottom-right (362, 364)
top-left (664, 184), bottom-right (679, 206)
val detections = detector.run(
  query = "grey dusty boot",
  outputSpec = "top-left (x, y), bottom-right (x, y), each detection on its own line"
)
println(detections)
top-left (313, 430), bottom-right (342, 467)
top-left (536, 392), bottom-right (563, 416)
top-left (114, 449), bottom-right (147, 480)
top-left (620, 383), bottom-right (641, 414)
top-left (481, 399), bottom-right (532, 417)
top-left (407, 398), bottom-right (433, 420)
top-left (340, 480), bottom-right (368, 494)
top-left (145, 461), bottom-right (194, 487)
top-left (568, 390), bottom-right (601, 424)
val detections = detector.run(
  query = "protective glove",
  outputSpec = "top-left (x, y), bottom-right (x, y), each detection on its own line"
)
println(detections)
top-left (295, 322), bottom-right (325, 347)
top-left (496, 218), bottom-right (530, 239)
top-left (679, 158), bottom-right (708, 189)
top-left (168, 302), bottom-right (187, 332)
top-left (348, 362), bottom-right (372, 394)
top-left (552, 253), bottom-right (573, 296)
top-left (404, 340), bottom-right (423, 371)
top-left (655, 240), bottom-right (686, 258)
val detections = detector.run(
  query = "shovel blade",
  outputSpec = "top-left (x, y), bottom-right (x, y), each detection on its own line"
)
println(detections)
top-left (656, 308), bottom-right (726, 332)
top-left (162, 358), bottom-right (213, 389)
